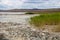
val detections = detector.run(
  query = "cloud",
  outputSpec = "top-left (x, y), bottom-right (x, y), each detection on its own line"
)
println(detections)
top-left (0, 0), bottom-right (27, 9)
top-left (0, 0), bottom-right (60, 9)
top-left (0, 0), bottom-right (26, 6)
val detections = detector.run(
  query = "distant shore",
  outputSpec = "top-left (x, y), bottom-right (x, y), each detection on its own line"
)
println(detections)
top-left (0, 8), bottom-right (60, 12)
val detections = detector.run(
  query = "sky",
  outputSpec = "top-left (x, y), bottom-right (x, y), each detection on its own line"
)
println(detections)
top-left (0, 0), bottom-right (60, 10)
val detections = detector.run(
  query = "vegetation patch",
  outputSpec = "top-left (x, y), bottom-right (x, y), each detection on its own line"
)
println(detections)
top-left (25, 12), bottom-right (34, 14)
top-left (30, 13), bottom-right (60, 32)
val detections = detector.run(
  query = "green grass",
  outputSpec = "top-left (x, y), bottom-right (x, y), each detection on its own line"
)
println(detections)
top-left (30, 12), bottom-right (60, 32)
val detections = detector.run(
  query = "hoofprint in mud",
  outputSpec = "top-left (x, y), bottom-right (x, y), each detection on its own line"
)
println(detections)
top-left (0, 13), bottom-right (60, 40)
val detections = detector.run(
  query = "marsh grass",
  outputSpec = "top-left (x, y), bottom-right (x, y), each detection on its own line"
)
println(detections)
top-left (30, 12), bottom-right (60, 32)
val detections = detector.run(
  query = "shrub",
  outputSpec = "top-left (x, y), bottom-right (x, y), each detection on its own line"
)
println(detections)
top-left (25, 12), bottom-right (34, 14)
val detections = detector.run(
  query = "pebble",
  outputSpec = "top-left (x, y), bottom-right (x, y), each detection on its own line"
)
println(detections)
top-left (0, 22), bottom-right (60, 40)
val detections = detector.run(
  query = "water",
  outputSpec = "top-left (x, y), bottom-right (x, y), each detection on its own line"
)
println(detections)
top-left (0, 12), bottom-right (37, 24)
top-left (0, 12), bottom-right (26, 14)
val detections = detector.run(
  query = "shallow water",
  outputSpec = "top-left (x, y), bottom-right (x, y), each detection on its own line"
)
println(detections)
top-left (0, 12), bottom-right (26, 14)
top-left (0, 12), bottom-right (37, 24)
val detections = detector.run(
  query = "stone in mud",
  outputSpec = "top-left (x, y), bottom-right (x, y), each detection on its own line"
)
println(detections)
top-left (0, 33), bottom-right (8, 40)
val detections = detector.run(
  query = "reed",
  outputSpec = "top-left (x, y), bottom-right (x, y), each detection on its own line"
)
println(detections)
top-left (30, 13), bottom-right (60, 32)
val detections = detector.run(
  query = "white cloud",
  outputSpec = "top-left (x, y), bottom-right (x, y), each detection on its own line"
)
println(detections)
top-left (0, 0), bottom-right (27, 9)
top-left (0, 0), bottom-right (60, 9)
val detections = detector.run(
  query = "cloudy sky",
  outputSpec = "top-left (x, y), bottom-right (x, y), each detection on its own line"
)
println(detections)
top-left (0, 0), bottom-right (60, 10)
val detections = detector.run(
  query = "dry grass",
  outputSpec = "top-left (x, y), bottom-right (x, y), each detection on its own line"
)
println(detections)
top-left (52, 25), bottom-right (60, 32)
